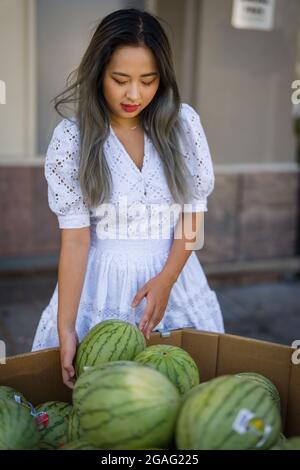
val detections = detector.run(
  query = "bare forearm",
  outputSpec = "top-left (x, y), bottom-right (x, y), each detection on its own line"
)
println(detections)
top-left (57, 241), bottom-right (90, 338)
top-left (160, 212), bottom-right (204, 285)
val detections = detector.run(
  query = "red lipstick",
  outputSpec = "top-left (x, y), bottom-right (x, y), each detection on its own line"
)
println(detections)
top-left (121, 104), bottom-right (140, 113)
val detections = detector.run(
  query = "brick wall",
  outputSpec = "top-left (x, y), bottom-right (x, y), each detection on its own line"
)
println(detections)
top-left (0, 167), bottom-right (299, 272)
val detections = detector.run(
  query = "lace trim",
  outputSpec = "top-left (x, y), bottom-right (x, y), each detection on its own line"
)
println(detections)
top-left (31, 286), bottom-right (224, 351)
top-left (44, 103), bottom-right (215, 229)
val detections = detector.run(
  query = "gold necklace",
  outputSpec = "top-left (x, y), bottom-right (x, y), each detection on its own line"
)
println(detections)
top-left (111, 120), bottom-right (140, 131)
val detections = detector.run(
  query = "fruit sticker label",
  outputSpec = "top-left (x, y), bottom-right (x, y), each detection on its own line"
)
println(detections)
top-left (232, 408), bottom-right (272, 448)
top-left (14, 394), bottom-right (36, 416)
top-left (34, 412), bottom-right (49, 431)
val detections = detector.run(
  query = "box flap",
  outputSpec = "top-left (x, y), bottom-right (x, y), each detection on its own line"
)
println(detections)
top-left (148, 329), bottom-right (183, 347)
top-left (181, 329), bottom-right (219, 382)
top-left (0, 348), bottom-right (71, 406)
top-left (216, 334), bottom-right (292, 429)
top-left (286, 361), bottom-right (300, 436)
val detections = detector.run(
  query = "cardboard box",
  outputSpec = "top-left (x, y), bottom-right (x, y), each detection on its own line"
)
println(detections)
top-left (0, 329), bottom-right (299, 437)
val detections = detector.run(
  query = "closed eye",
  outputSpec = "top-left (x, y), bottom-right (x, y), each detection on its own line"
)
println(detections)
top-left (114, 79), bottom-right (155, 87)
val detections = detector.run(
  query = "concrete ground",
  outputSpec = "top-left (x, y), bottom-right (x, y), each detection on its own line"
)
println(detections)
top-left (0, 272), bottom-right (299, 357)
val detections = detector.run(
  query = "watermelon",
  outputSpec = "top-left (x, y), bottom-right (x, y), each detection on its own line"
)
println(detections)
top-left (74, 362), bottom-right (181, 449)
top-left (271, 432), bottom-right (286, 447)
top-left (60, 439), bottom-right (99, 450)
top-left (75, 320), bottom-right (146, 377)
top-left (0, 398), bottom-right (40, 449)
top-left (0, 385), bottom-right (32, 411)
top-left (67, 407), bottom-right (83, 442)
top-left (35, 401), bottom-right (72, 450)
top-left (134, 345), bottom-right (199, 395)
top-left (235, 372), bottom-right (281, 410)
top-left (182, 381), bottom-right (209, 402)
top-left (0, 385), bottom-right (27, 403)
top-left (270, 436), bottom-right (300, 450)
top-left (176, 375), bottom-right (281, 450)
top-left (73, 360), bottom-right (144, 408)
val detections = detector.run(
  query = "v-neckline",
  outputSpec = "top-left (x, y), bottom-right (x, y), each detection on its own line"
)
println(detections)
top-left (109, 124), bottom-right (147, 175)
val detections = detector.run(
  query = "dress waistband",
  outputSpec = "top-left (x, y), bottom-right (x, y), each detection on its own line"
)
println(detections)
top-left (90, 231), bottom-right (173, 255)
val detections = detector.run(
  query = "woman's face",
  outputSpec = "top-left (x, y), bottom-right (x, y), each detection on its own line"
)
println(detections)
top-left (102, 45), bottom-right (160, 125)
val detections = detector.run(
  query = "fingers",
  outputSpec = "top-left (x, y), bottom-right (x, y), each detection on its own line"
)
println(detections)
top-left (62, 370), bottom-right (75, 389)
top-left (144, 315), bottom-right (159, 340)
top-left (139, 308), bottom-right (161, 340)
top-left (62, 364), bottom-right (75, 389)
top-left (138, 302), bottom-right (154, 335)
top-left (59, 331), bottom-right (78, 389)
top-left (131, 285), bottom-right (148, 308)
top-left (61, 350), bottom-right (76, 389)
top-left (139, 314), bottom-right (149, 333)
top-left (64, 363), bottom-right (75, 378)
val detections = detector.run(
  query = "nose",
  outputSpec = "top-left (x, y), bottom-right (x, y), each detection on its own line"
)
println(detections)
top-left (126, 83), bottom-right (141, 102)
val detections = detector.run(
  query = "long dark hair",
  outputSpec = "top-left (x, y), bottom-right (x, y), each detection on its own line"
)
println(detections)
top-left (52, 8), bottom-right (194, 209)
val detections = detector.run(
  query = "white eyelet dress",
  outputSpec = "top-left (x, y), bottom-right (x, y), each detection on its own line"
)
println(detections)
top-left (31, 103), bottom-right (224, 351)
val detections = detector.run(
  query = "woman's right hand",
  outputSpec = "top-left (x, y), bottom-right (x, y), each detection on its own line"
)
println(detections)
top-left (59, 330), bottom-right (79, 389)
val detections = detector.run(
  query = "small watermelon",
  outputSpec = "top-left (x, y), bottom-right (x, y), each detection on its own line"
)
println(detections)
top-left (182, 381), bottom-right (209, 402)
top-left (67, 407), bottom-right (83, 442)
top-left (73, 361), bottom-right (144, 408)
top-left (0, 385), bottom-right (32, 410)
top-left (60, 439), bottom-right (99, 450)
top-left (278, 432), bottom-right (286, 441)
top-left (0, 398), bottom-right (40, 449)
top-left (75, 362), bottom-right (181, 450)
top-left (176, 375), bottom-right (281, 450)
top-left (0, 385), bottom-right (27, 402)
top-left (134, 345), bottom-right (199, 395)
top-left (235, 372), bottom-right (281, 410)
top-left (35, 401), bottom-right (72, 450)
top-left (270, 436), bottom-right (300, 450)
top-left (75, 320), bottom-right (146, 377)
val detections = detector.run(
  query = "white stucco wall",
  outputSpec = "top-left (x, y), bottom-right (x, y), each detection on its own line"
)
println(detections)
top-left (37, 0), bottom-right (129, 154)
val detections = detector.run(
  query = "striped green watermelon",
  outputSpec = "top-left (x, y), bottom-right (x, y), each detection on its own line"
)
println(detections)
top-left (270, 432), bottom-right (286, 448)
top-left (35, 401), bottom-right (72, 450)
top-left (67, 407), bottom-right (83, 442)
top-left (73, 360), bottom-right (144, 408)
top-left (0, 398), bottom-right (40, 449)
top-left (134, 345), bottom-right (199, 395)
top-left (235, 372), bottom-right (281, 410)
top-left (0, 385), bottom-right (27, 403)
top-left (74, 362), bottom-right (181, 450)
top-left (182, 381), bottom-right (209, 402)
top-left (270, 436), bottom-right (300, 450)
top-left (0, 385), bottom-right (33, 413)
top-left (75, 320), bottom-right (146, 377)
top-left (278, 432), bottom-right (286, 442)
top-left (60, 439), bottom-right (99, 450)
top-left (176, 375), bottom-right (281, 450)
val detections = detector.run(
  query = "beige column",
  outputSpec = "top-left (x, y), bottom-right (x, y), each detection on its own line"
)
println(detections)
top-left (0, 0), bottom-right (37, 162)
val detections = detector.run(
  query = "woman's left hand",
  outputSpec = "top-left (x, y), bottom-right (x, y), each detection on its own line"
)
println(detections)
top-left (131, 271), bottom-right (175, 339)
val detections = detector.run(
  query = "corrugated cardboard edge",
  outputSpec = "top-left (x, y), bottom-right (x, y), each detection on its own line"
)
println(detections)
top-left (286, 360), bottom-right (300, 436)
top-left (0, 348), bottom-right (71, 405)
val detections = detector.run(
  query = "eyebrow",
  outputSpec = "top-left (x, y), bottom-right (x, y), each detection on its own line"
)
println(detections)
top-left (111, 72), bottom-right (159, 78)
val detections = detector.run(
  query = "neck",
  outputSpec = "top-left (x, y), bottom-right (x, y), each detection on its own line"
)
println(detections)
top-left (109, 114), bottom-right (140, 130)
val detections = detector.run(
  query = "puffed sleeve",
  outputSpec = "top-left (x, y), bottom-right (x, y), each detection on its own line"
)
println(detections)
top-left (44, 118), bottom-right (90, 229)
top-left (178, 103), bottom-right (215, 212)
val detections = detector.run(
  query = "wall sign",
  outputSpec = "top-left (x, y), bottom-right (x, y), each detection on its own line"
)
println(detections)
top-left (231, 0), bottom-right (276, 31)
